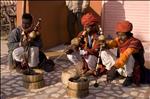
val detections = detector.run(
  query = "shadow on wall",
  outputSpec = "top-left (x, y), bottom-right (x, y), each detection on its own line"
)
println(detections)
top-left (102, 0), bottom-right (125, 38)
top-left (28, 1), bottom-right (68, 49)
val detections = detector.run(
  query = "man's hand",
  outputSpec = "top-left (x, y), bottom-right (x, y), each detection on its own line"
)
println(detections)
top-left (21, 59), bottom-right (28, 68)
top-left (107, 66), bottom-right (117, 82)
top-left (80, 50), bottom-right (88, 55)
top-left (22, 41), bottom-right (28, 47)
top-left (71, 38), bottom-right (80, 46)
top-left (65, 44), bottom-right (78, 54)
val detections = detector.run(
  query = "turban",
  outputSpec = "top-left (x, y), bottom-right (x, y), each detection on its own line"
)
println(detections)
top-left (116, 20), bottom-right (133, 33)
top-left (81, 13), bottom-right (98, 27)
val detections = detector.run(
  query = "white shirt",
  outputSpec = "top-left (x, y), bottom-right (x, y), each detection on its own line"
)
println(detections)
top-left (66, 0), bottom-right (89, 13)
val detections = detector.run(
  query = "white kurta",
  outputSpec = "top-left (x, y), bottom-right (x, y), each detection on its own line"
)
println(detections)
top-left (12, 46), bottom-right (39, 67)
top-left (67, 50), bottom-right (97, 70)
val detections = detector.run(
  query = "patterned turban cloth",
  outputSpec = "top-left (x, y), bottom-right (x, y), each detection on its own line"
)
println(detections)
top-left (116, 20), bottom-right (133, 33)
top-left (81, 13), bottom-right (98, 27)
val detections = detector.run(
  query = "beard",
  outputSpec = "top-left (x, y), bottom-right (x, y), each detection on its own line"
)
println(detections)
top-left (22, 24), bottom-right (34, 33)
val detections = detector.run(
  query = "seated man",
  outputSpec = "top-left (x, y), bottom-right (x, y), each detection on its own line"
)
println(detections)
top-left (8, 13), bottom-right (42, 72)
top-left (99, 20), bottom-right (150, 86)
top-left (66, 13), bottom-right (101, 75)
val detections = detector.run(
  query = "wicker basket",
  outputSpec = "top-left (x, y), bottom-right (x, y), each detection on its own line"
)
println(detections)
top-left (67, 77), bottom-right (89, 98)
top-left (67, 88), bottom-right (89, 98)
top-left (23, 69), bottom-right (44, 83)
top-left (23, 69), bottom-right (45, 89)
top-left (23, 80), bottom-right (45, 89)
top-left (61, 68), bottom-right (79, 87)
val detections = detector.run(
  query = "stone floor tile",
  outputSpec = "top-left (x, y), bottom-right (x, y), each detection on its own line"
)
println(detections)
top-left (5, 88), bottom-right (13, 91)
top-left (25, 93), bottom-right (36, 97)
top-left (130, 91), bottom-right (139, 96)
top-left (55, 82), bottom-right (63, 86)
top-left (104, 86), bottom-right (111, 90)
top-left (112, 86), bottom-right (120, 90)
top-left (51, 93), bottom-right (60, 98)
top-left (4, 91), bottom-right (12, 96)
top-left (96, 97), bottom-right (104, 99)
top-left (121, 93), bottom-right (130, 98)
top-left (57, 89), bottom-right (66, 94)
top-left (115, 90), bottom-right (123, 94)
top-left (90, 89), bottom-right (101, 93)
top-left (20, 97), bottom-right (28, 99)
top-left (13, 91), bottom-right (27, 96)
top-left (84, 95), bottom-right (95, 99)
top-left (12, 84), bottom-right (20, 87)
top-left (10, 97), bottom-right (18, 99)
top-left (104, 90), bottom-right (114, 94)
top-left (138, 93), bottom-right (145, 98)
top-left (96, 93), bottom-right (107, 97)
top-left (45, 87), bottom-right (59, 94)
top-left (34, 94), bottom-right (49, 99)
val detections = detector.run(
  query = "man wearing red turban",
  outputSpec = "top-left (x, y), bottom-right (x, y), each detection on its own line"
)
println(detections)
top-left (81, 13), bottom-right (98, 28)
top-left (66, 12), bottom-right (101, 75)
top-left (98, 20), bottom-right (150, 86)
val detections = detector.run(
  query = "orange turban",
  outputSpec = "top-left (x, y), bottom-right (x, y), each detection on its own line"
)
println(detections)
top-left (116, 21), bottom-right (133, 33)
top-left (81, 13), bottom-right (98, 27)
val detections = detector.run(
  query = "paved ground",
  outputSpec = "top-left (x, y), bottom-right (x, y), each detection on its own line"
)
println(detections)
top-left (1, 40), bottom-right (150, 99)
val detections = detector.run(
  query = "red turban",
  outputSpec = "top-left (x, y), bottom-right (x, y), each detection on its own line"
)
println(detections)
top-left (116, 20), bottom-right (133, 33)
top-left (81, 13), bottom-right (98, 27)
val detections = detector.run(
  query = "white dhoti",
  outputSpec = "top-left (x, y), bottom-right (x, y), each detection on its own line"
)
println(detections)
top-left (100, 48), bottom-right (135, 77)
top-left (84, 55), bottom-right (97, 70)
top-left (67, 51), bottom-right (82, 65)
top-left (12, 46), bottom-right (39, 67)
top-left (67, 50), bottom-right (97, 70)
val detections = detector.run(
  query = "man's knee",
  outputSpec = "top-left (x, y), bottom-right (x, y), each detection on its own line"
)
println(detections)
top-left (12, 47), bottom-right (24, 61)
top-left (86, 55), bottom-right (97, 69)
top-left (124, 55), bottom-right (135, 76)
top-left (30, 47), bottom-right (39, 55)
top-left (100, 50), bottom-right (116, 70)
top-left (127, 55), bottom-right (135, 65)
top-left (100, 51), bottom-right (107, 58)
top-left (67, 54), bottom-right (79, 64)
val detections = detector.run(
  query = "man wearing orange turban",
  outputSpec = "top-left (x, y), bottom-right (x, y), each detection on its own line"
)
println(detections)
top-left (99, 20), bottom-right (150, 86)
top-left (66, 12), bottom-right (101, 75)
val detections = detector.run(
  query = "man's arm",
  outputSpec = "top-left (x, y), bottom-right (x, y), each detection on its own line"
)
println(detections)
top-left (106, 37), bottom-right (119, 49)
top-left (114, 48), bottom-right (137, 68)
top-left (8, 28), bottom-right (21, 51)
